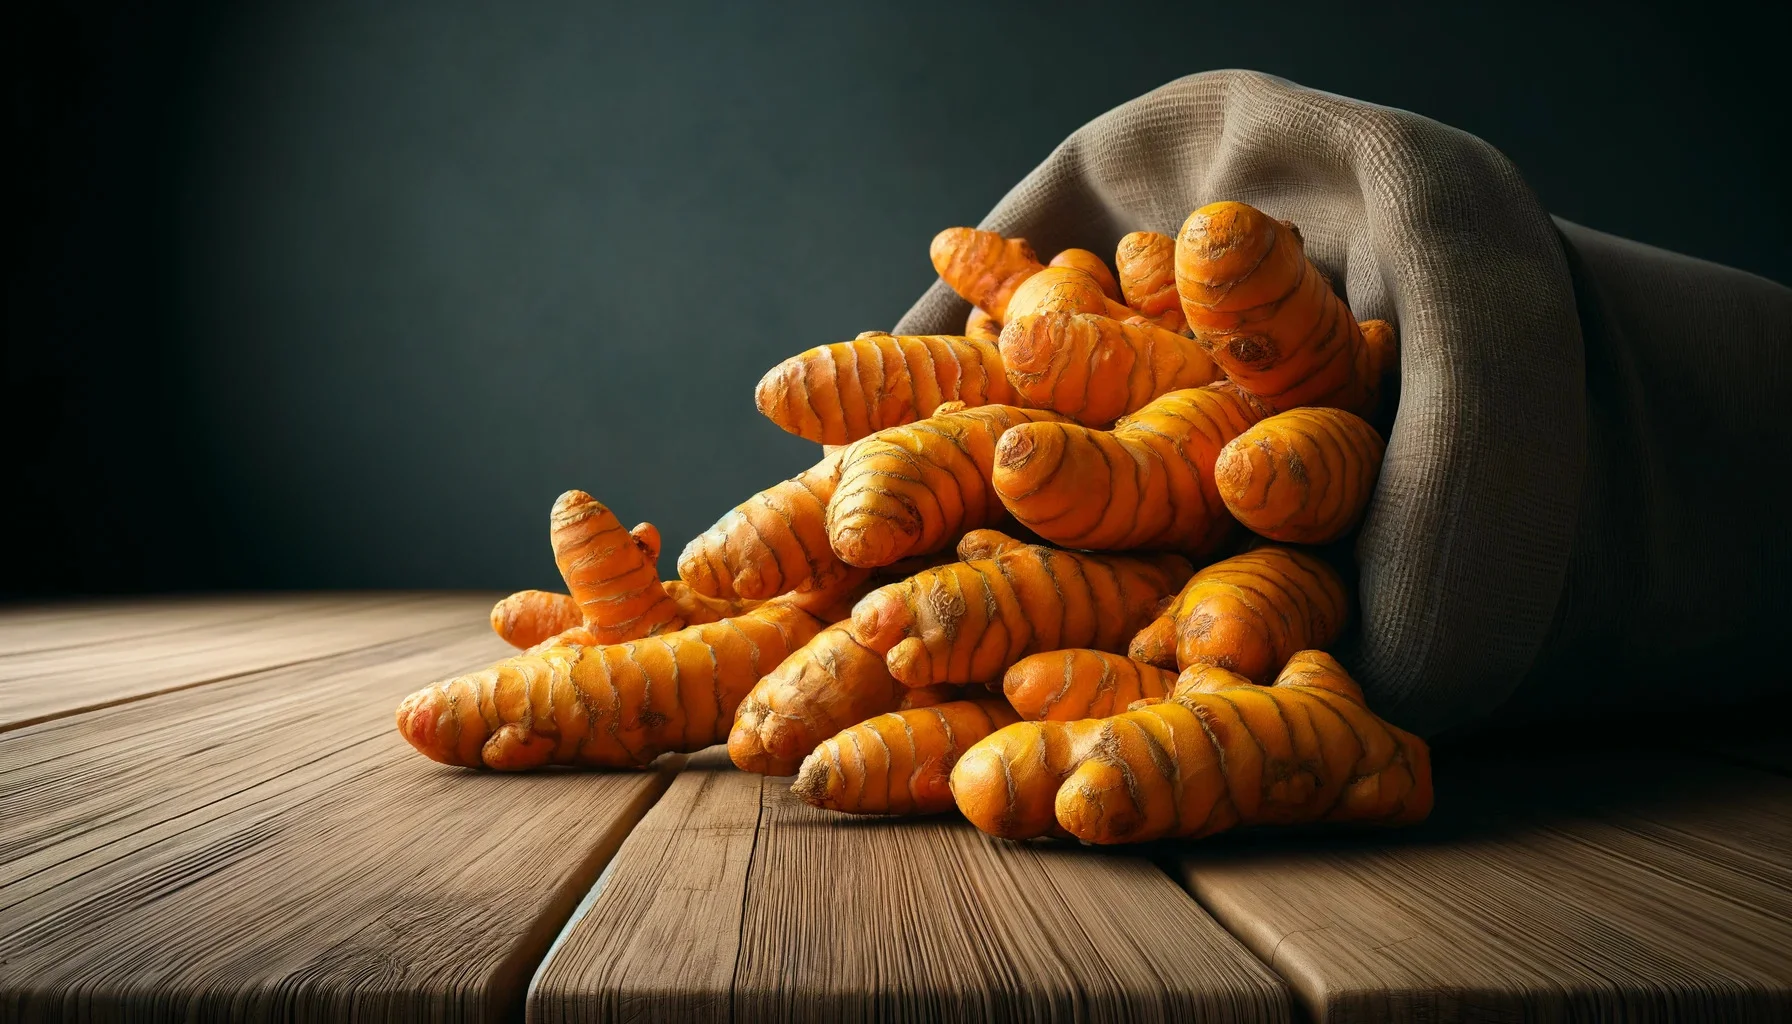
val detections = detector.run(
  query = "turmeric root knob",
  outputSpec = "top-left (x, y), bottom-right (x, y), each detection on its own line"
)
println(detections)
top-left (1214, 406), bottom-right (1386, 544)
top-left (792, 698), bottom-right (1019, 815)
top-left (999, 312), bottom-right (1220, 425)
top-left (728, 622), bottom-right (905, 777)
top-left (930, 228), bottom-right (1044, 322)
top-left (754, 334), bottom-right (1014, 446)
top-left (489, 590), bottom-right (583, 649)
top-left (552, 491), bottom-right (684, 644)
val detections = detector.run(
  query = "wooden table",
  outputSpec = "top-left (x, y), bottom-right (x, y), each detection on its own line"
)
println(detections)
top-left (2, 596), bottom-right (1787, 1022)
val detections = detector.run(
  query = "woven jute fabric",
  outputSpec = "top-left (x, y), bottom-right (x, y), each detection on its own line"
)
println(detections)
top-left (894, 70), bottom-right (1792, 737)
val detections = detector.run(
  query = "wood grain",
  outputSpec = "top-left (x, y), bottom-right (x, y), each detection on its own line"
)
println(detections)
top-left (0, 603), bottom-right (675, 1023)
top-left (0, 592), bottom-right (491, 731)
top-left (530, 750), bottom-right (1289, 1024)
top-left (0, 594), bottom-right (334, 655)
top-left (1173, 748), bottom-right (1792, 1022)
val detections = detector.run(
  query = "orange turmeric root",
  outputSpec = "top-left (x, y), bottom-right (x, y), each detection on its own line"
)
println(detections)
top-left (793, 699), bottom-right (1020, 815)
top-left (490, 590), bottom-right (583, 649)
top-left (1114, 230), bottom-right (1186, 333)
top-left (991, 382), bottom-right (1269, 555)
top-left (550, 491), bottom-right (686, 645)
top-left (755, 333), bottom-right (1015, 446)
top-left (728, 621), bottom-right (905, 776)
top-left (1176, 202), bottom-right (1394, 415)
top-left (899, 684), bottom-right (978, 710)
top-left (998, 312), bottom-right (1220, 425)
top-left (950, 650), bottom-right (1432, 843)
top-left (930, 227), bottom-right (1045, 322)
top-left (850, 531), bottom-right (1191, 688)
top-left (1002, 649), bottom-right (1178, 721)
top-left (826, 404), bottom-right (1067, 568)
top-left (964, 306), bottom-right (1002, 343)
top-left (677, 448), bottom-right (866, 602)
top-left (1128, 545), bottom-right (1348, 682)
top-left (396, 596), bottom-right (826, 770)
top-left (1048, 248), bottom-right (1120, 302)
top-left (1214, 406), bottom-right (1386, 544)
top-left (1004, 265), bottom-right (1137, 322)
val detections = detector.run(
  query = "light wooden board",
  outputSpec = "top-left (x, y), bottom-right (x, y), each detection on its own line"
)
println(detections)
top-left (0, 592), bottom-right (492, 731)
top-left (0, 594), bottom-right (338, 656)
top-left (529, 750), bottom-right (1290, 1024)
top-left (0, 605), bottom-right (676, 1023)
top-left (1174, 749), bottom-right (1792, 1022)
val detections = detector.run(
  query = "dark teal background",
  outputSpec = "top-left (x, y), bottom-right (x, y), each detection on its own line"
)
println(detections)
top-left (7, 0), bottom-right (1786, 596)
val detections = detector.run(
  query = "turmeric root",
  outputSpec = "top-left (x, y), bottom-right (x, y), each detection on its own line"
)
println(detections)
top-left (793, 699), bottom-right (1020, 815)
top-left (1002, 649), bottom-right (1177, 721)
top-left (1048, 248), bottom-right (1120, 301)
top-left (1004, 265), bottom-right (1137, 322)
top-left (898, 684), bottom-right (977, 710)
top-left (552, 491), bottom-right (685, 644)
top-left (991, 382), bottom-right (1269, 555)
top-left (850, 531), bottom-right (1191, 688)
top-left (826, 404), bottom-right (1067, 568)
top-left (1214, 406), bottom-right (1386, 544)
top-left (755, 333), bottom-right (1016, 446)
top-left (395, 596), bottom-right (826, 770)
top-left (727, 621), bottom-right (905, 776)
top-left (677, 448), bottom-right (865, 602)
top-left (1114, 230), bottom-right (1186, 333)
top-left (999, 312), bottom-right (1220, 425)
top-left (964, 306), bottom-right (1002, 343)
top-left (950, 650), bottom-right (1431, 843)
top-left (930, 228), bottom-right (1045, 322)
top-left (1176, 202), bottom-right (1391, 416)
top-left (1128, 545), bottom-right (1348, 683)
top-left (490, 590), bottom-right (582, 649)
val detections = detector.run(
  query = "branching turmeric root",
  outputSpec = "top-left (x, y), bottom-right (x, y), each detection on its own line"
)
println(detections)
top-left (1214, 406), bottom-right (1386, 544)
top-left (950, 650), bottom-right (1431, 843)
top-left (1176, 202), bottom-right (1393, 416)
top-left (677, 449), bottom-right (865, 603)
top-left (727, 621), bottom-right (904, 776)
top-left (999, 312), bottom-right (1220, 425)
top-left (755, 333), bottom-right (1015, 446)
top-left (1002, 649), bottom-right (1178, 721)
top-left (793, 699), bottom-right (1019, 815)
top-left (826, 404), bottom-right (1066, 568)
top-left (930, 228), bottom-right (1045, 322)
top-left (850, 531), bottom-right (1191, 688)
top-left (549, 491), bottom-right (685, 645)
top-left (396, 597), bottom-right (825, 770)
top-left (1128, 545), bottom-right (1348, 682)
top-left (991, 382), bottom-right (1269, 555)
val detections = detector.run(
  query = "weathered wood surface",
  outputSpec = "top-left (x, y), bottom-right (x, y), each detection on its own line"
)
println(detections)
top-left (0, 598), bottom-right (674, 1023)
top-left (1174, 746), bottom-right (1792, 1023)
top-left (529, 750), bottom-right (1291, 1024)
top-left (0, 592), bottom-right (489, 731)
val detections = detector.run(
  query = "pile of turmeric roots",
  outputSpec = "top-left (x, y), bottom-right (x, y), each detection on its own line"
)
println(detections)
top-left (396, 201), bottom-right (1433, 845)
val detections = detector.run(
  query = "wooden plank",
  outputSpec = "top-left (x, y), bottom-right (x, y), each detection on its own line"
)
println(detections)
top-left (0, 594), bottom-right (338, 656)
top-left (0, 609), bottom-right (676, 1022)
top-left (0, 592), bottom-right (493, 731)
top-left (530, 750), bottom-right (1290, 1024)
top-left (1173, 748), bottom-right (1792, 1022)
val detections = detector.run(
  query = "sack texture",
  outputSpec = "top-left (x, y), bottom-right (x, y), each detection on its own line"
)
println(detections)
top-left (894, 70), bottom-right (1792, 737)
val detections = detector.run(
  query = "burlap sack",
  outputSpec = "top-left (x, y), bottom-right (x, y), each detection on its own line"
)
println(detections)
top-left (895, 70), bottom-right (1792, 738)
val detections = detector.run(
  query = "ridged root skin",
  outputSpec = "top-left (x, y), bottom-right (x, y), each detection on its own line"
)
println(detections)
top-left (395, 597), bottom-right (825, 771)
top-left (792, 698), bottom-right (1019, 815)
top-left (1175, 201), bottom-right (1387, 416)
top-left (1002, 649), bottom-right (1178, 721)
top-left (825, 404), bottom-right (1066, 569)
top-left (1127, 545), bottom-right (1349, 683)
top-left (999, 312), bottom-right (1220, 425)
top-left (929, 228), bottom-right (1044, 322)
top-left (1004, 266), bottom-right (1137, 322)
top-left (991, 382), bottom-right (1269, 555)
top-left (1214, 406), bottom-right (1387, 544)
top-left (849, 531), bottom-right (1192, 689)
top-left (951, 651), bottom-right (1432, 843)
top-left (754, 333), bottom-right (1015, 446)
top-left (677, 449), bottom-right (864, 602)
top-left (727, 622), bottom-right (905, 777)
top-left (490, 590), bottom-right (583, 649)
top-left (1115, 230), bottom-right (1187, 333)
top-left (551, 492), bottom-right (684, 644)
top-left (1047, 248), bottom-right (1120, 301)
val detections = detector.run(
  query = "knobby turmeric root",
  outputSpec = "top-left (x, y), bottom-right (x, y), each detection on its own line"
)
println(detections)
top-left (991, 382), bottom-right (1270, 555)
top-left (1047, 248), bottom-right (1121, 302)
top-left (755, 333), bottom-right (1015, 446)
top-left (551, 491), bottom-right (685, 645)
top-left (930, 227), bottom-right (1045, 322)
top-left (490, 590), bottom-right (582, 649)
top-left (793, 699), bottom-right (1020, 815)
top-left (898, 684), bottom-right (977, 710)
top-left (678, 448), bottom-right (865, 602)
top-left (1114, 230), bottom-right (1187, 333)
top-left (850, 531), bottom-right (1192, 688)
top-left (950, 650), bottom-right (1432, 842)
top-left (396, 597), bottom-right (827, 770)
top-left (728, 621), bottom-right (905, 776)
top-left (1176, 202), bottom-right (1393, 416)
top-left (1128, 545), bottom-right (1348, 682)
top-left (1214, 406), bottom-right (1386, 544)
top-left (826, 404), bottom-right (1067, 569)
top-left (999, 312), bottom-right (1221, 425)
top-left (1004, 265), bottom-right (1137, 322)
top-left (1002, 649), bottom-right (1178, 721)
top-left (964, 306), bottom-right (1002, 343)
